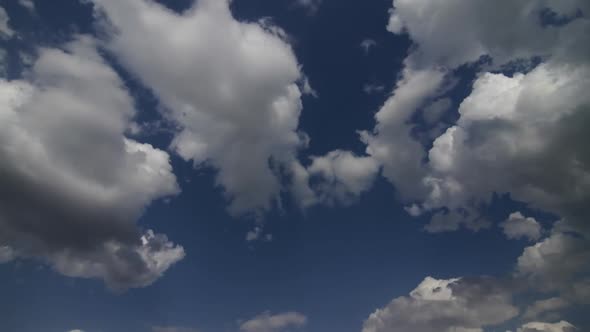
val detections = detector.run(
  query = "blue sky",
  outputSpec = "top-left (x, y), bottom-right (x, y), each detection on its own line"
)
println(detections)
top-left (0, 1), bottom-right (589, 332)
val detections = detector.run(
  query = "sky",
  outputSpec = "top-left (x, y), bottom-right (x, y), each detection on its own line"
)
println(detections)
top-left (0, 0), bottom-right (589, 332)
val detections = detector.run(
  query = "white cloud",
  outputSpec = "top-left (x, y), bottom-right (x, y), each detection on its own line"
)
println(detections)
top-left (387, 0), bottom-right (590, 68)
top-left (501, 212), bottom-right (543, 241)
top-left (406, 60), bottom-right (590, 233)
top-left (362, 66), bottom-right (447, 202)
top-left (516, 321), bottom-right (577, 332)
top-left (240, 311), bottom-right (307, 332)
top-left (92, 0), bottom-right (312, 216)
top-left (362, 276), bottom-right (519, 332)
top-left (0, 6), bottom-right (14, 39)
top-left (354, 0), bottom-right (590, 235)
top-left (0, 36), bottom-right (183, 290)
top-left (307, 150), bottom-right (379, 205)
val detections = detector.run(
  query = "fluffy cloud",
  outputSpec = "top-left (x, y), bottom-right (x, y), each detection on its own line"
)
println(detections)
top-left (362, 66), bottom-right (447, 202)
top-left (362, 276), bottom-right (519, 332)
top-left (351, 0), bottom-right (590, 234)
top-left (422, 61), bottom-right (590, 232)
top-left (307, 150), bottom-right (379, 205)
top-left (239, 311), bottom-right (307, 332)
top-left (387, 0), bottom-right (590, 68)
top-left (517, 231), bottom-right (590, 291)
top-left (92, 0), bottom-right (312, 216)
top-left (515, 321), bottom-right (577, 332)
top-left (0, 36), bottom-right (183, 290)
top-left (501, 212), bottom-right (543, 241)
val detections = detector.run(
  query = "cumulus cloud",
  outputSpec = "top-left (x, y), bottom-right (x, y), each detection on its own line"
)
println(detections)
top-left (421, 61), bottom-right (590, 232)
top-left (351, 0), bottom-right (590, 234)
top-left (239, 311), bottom-right (307, 332)
top-left (92, 0), bottom-right (312, 216)
top-left (501, 212), bottom-right (543, 241)
top-left (362, 66), bottom-right (447, 202)
top-left (0, 36), bottom-right (183, 290)
top-left (307, 150), bottom-right (379, 205)
top-left (0, 6), bottom-right (14, 39)
top-left (515, 321), bottom-right (577, 332)
top-left (387, 0), bottom-right (590, 68)
top-left (362, 276), bottom-right (519, 332)
top-left (516, 231), bottom-right (590, 292)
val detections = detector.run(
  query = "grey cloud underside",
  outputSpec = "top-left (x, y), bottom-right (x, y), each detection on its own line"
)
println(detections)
top-left (0, 37), bottom-right (183, 290)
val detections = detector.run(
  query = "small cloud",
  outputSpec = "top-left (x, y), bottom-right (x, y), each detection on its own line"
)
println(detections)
top-left (360, 39), bottom-right (377, 54)
top-left (18, 0), bottom-right (36, 13)
top-left (240, 311), bottom-right (307, 332)
top-left (246, 226), bottom-right (273, 243)
top-left (500, 212), bottom-right (543, 241)
top-left (363, 83), bottom-right (385, 95)
top-left (293, 0), bottom-right (322, 15)
top-left (300, 75), bottom-right (318, 98)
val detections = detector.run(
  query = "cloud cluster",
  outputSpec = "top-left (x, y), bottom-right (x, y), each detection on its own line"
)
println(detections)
top-left (347, 0), bottom-right (590, 234)
top-left (362, 276), bottom-right (519, 332)
top-left (0, 36), bottom-right (183, 290)
top-left (92, 0), bottom-right (312, 216)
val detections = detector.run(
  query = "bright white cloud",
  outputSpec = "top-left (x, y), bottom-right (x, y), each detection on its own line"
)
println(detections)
top-left (410, 60), bottom-right (590, 233)
top-left (501, 212), bottom-right (543, 241)
top-left (240, 311), bottom-right (307, 332)
top-left (0, 36), bottom-right (183, 290)
top-left (362, 276), bottom-right (519, 332)
top-left (92, 0), bottom-right (312, 216)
